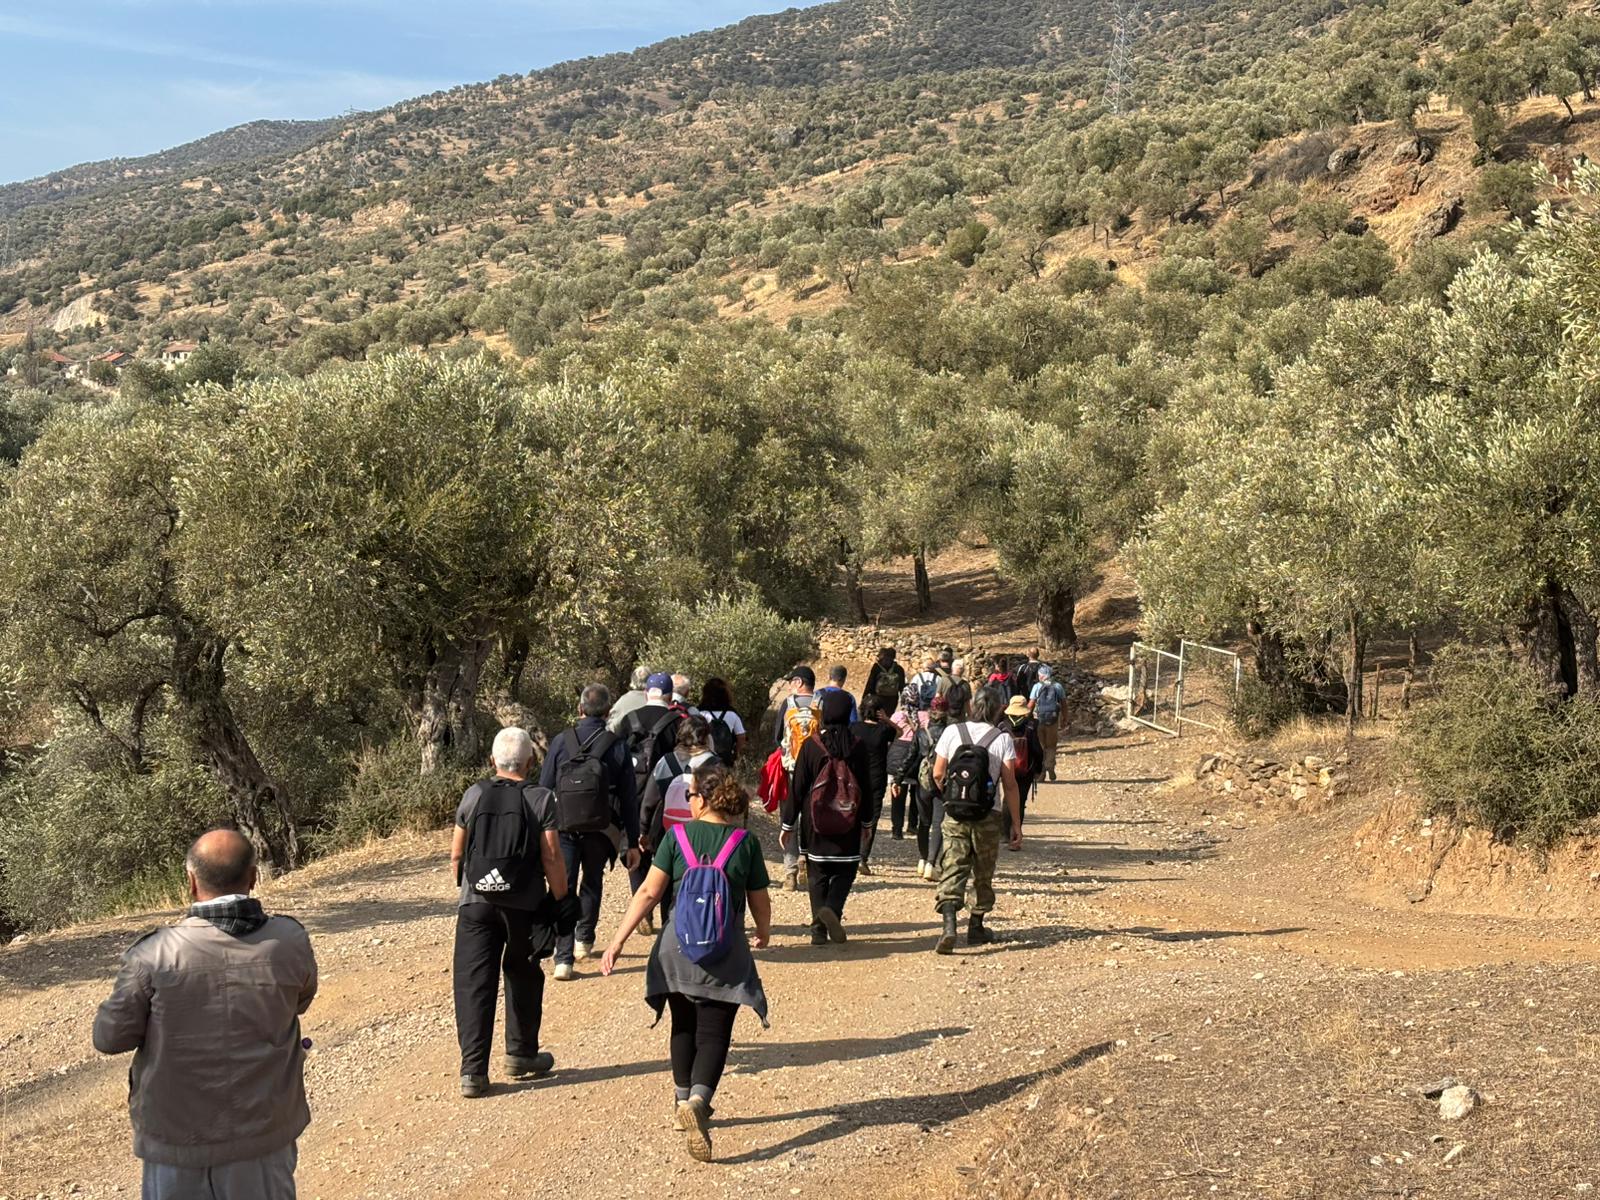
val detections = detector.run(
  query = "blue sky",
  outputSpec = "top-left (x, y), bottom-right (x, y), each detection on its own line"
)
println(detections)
top-left (0, 1), bottom-right (783, 184)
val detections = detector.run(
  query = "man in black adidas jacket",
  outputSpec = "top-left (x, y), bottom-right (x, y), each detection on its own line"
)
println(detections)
top-left (451, 726), bottom-right (572, 1099)
top-left (539, 683), bottom-right (641, 980)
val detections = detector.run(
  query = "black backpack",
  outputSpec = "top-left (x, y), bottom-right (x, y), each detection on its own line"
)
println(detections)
top-left (625, 708), bottom-right (682, 792)
top-left (886, 730), bottom-right (920, 783)
top-left (554, 728), bottom-right (617, 833)
top-left (705, 711), bottom-right (739, 764)
top-left (945, 724), bottom-right (1002, 822)
top-left (463, 779), bottom-right (539, 904)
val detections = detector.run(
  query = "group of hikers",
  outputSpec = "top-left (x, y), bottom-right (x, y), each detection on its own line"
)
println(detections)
top-left (92, 645), bottom-right (1070, 1194)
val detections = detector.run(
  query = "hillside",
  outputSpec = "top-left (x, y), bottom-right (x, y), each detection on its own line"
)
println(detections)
top-left (0, 118), bottom-right (345, 218)
top-left (2, 0), bottom-right (1593, 367)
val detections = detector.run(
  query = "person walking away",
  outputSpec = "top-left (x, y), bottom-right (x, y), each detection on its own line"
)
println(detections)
top-left (773, 665), bottom-right (821, 891)
top-left (698, 676), bottom-right (747, 764)
top-left (986, 656), bottom-right (1012, 692)
top-left (672, 673), bottom-right (699, 716)
top-left (945, 658), bottom-right (973, 721)
top-left (933, 647), bottom-right (956, 701)
top-left (540, 684), bottom-right (642, 981)
top-left (784, 689), bottom-right (876, 944)
top-left (864, 646), bottom-right (907, 714)
top-left (608, 665), bottom-right (653, 733)
top-left (1002, 695), bottom-right (1044, 844)
top-left (450, 726), bottom-right (574, 1096)
top-left (1011, 648), bottom-right (1046, 700)
top-left (909, 655), bottom-right (941, 711)
top-left (619, 673), bottom-right (685, 930)
top-left (1028, 664), bottom-right (1067, 782)
top-left (850, 694), bottom-right (896, 874)
top-left (931, 687), bottom-right (1022, 954)
top-left (886, 685), bottom-right (924, 841)
top-left (816, 664), bottom-right (860, 724)
top-left (642, 715), bottom-right (725, 916)
top-left (913, 694), bottom-right (953, 881)
top-left (600, 764), bottom-right (771, 1163)
top-left (94, 829), bottom-right (317, 1200)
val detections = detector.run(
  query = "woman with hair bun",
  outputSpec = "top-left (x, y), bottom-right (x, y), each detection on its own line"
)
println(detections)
top-left (601, 762), bottom-right (771, 1163)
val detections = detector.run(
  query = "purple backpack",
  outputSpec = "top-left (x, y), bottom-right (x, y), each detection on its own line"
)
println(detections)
top-left (672, 824), bottom-right (747, 966)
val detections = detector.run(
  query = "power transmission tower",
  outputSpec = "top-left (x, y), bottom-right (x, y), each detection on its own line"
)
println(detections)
top-left (1104, 1), bottom-right (1134, 115)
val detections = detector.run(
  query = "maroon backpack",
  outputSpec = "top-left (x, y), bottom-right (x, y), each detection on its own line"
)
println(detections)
top-left (808, 745), bottom-right (862, 837)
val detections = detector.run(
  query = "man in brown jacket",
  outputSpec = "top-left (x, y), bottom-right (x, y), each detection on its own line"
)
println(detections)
top-left (94, 828), bottom-right (318, 1199)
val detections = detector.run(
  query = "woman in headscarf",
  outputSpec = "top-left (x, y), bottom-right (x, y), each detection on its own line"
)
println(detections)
top-left (781, 688), bottom-right (876, 946)
top-left (886, 684), bottom-right (924, 843)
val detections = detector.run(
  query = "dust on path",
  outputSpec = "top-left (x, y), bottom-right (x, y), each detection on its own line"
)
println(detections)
top-left (4, 734), bottom-right (1597, 1200)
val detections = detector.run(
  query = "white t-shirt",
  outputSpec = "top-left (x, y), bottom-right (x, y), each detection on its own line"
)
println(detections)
top-left (700, 709), bottom-right (746, 736)
top-left (935, 721), bottom-right (1017, 811)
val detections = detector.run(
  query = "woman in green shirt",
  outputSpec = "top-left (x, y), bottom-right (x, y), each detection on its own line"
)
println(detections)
top-left (601, 763), bottom-right (772, 1163)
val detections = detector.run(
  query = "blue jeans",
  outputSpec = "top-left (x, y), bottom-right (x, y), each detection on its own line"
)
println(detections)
top-left (555, 831), bottom-right (612, 965)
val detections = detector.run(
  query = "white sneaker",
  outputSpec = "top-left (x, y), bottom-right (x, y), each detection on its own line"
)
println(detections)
top-left (574, 941), bottom-right (593, 961)
top-left (922, 862), bottom-right (937, 882)
top-left (917, 859), bottom-right (927, 876)
top-left (554, 963), bottom-right (575, 982)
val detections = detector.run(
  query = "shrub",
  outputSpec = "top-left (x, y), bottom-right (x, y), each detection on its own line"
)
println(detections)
top-left (639, 594), bottom-right (815, 727)
top-left (1400, 647), bottom-right (1600, 847)
top-left (0, 724), bottom-right (224, 929)
top-left (1230, 674), bottom-right (1304, 740)
top-left (318, 737), bottom-right (475, 853)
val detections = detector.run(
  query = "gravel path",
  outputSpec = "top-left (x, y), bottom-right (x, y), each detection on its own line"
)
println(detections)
top-left (5, 734), bottom-right (1598, 1199)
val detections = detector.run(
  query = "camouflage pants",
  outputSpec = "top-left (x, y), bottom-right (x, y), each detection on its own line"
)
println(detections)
top-left (935, 811), bottom-right (1003, 915)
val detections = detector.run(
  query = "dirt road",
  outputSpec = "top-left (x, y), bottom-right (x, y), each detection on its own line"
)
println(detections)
top-left (5, 734), bottom-right (1598, 1199)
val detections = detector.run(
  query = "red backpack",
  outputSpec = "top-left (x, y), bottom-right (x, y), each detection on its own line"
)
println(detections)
top-left (1011, 720), bottom-right (1032, 777)
top-left (808, 745), bottom-right (862, 837)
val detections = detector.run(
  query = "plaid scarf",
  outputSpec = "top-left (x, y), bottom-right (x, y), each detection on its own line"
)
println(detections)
top-left (189, 896), bottom-right (269, 936)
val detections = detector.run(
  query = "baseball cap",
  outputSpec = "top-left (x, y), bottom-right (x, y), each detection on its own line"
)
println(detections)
top-left (789, 665), bottom-right (816, 688)
top-left (646, 671), bottom-right (673, 694)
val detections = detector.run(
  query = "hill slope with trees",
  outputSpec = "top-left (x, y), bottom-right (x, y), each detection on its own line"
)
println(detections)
top-left (3, 0), bottom-right (1600, 935)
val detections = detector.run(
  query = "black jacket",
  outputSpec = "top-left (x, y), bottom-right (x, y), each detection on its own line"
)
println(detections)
top-left (783, 728), bottom-right (878, 861)
top-left (538, 716), bottom-right (640, 844)
top-left (850, 717), bottom-right (896, 801)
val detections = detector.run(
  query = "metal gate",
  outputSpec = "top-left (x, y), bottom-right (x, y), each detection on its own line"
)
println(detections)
top-left (1126, 640), bottom-right (1243, 736)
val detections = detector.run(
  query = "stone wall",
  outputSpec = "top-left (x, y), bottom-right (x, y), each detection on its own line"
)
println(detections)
top-left (1194, 747), bottom-right (1351, 809)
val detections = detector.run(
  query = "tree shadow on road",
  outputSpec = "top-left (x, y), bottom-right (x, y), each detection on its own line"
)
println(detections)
top-left (715, 1039), bottom-right (1119, 1163)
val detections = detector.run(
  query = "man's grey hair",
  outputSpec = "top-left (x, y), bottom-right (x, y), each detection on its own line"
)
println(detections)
top-left (491, 726), bottom-right (535, 772)
top-left (580, 684), bottom-right (612, 719)
top-left (671, 672), bottom-right (691, 696)
top-left (186, 829), bottom-right (256, 895)
top-left (630, 665), bottom-right (650, 690)
top-left (952, 658), bottom-right (966, 676)
top-left (970, 685), bottom-right (1005, 726)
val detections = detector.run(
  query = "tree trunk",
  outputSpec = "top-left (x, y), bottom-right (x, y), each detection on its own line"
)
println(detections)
top-left (171, 627), bottom-right (300, 871)
top-left (1037, 586), bottom-right (1078, 649)
top-left (1344, 607), bottom-right (1367, 738)
top-left (1247, 620), bottom-right (1289, 692)
top-left (1561, 95), bottom-right (1576, 121)
top-left (913, 548), bottom-right (932, 613)
top-left (410, 636), bottom-right (492, 774)
top-left (1512, 579), bottom-right (1590, 699)
top-left (1400, 631), bottom-right (1420, 711)
top-left (1558, 589), bottom-right (1600, 696)
top-left (846, 563), bottom-right (869, 624)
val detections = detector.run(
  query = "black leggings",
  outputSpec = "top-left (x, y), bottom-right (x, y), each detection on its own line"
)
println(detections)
top-left (667, 994), bottom-right (739, 1099)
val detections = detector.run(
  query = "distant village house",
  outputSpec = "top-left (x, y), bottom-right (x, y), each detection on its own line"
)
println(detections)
top-left (161, 341), bottom-right (199, 367)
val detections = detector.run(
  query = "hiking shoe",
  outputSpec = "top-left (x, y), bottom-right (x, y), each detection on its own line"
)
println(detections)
top-left (966, 915), bottom-right (996, 946)
top-left (783, 868), bottom-right (799, 892)
top-left (504, 1052), bottom-right (554, 1080)
top-left (816, 906), bottom-right (847, 944)
top-left (809, 925), bottom-right (829, 946)
top-left (574, 941), bottom-right (593, 961)
top-left (935, 907), bottom-right (958, 956)
top-left (460, 1074), bottom-right (490, 1099)
top-left (641, 916), bottom-right (656, 935)
top-left (796, 862), bottom-right (809, 888)
top-left (673, 1098), bottom-right (687, 1130)
top-left (553, 962), bottom-right (575, 982)
top-left (681, 1096), bottom-right (714, 1162)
